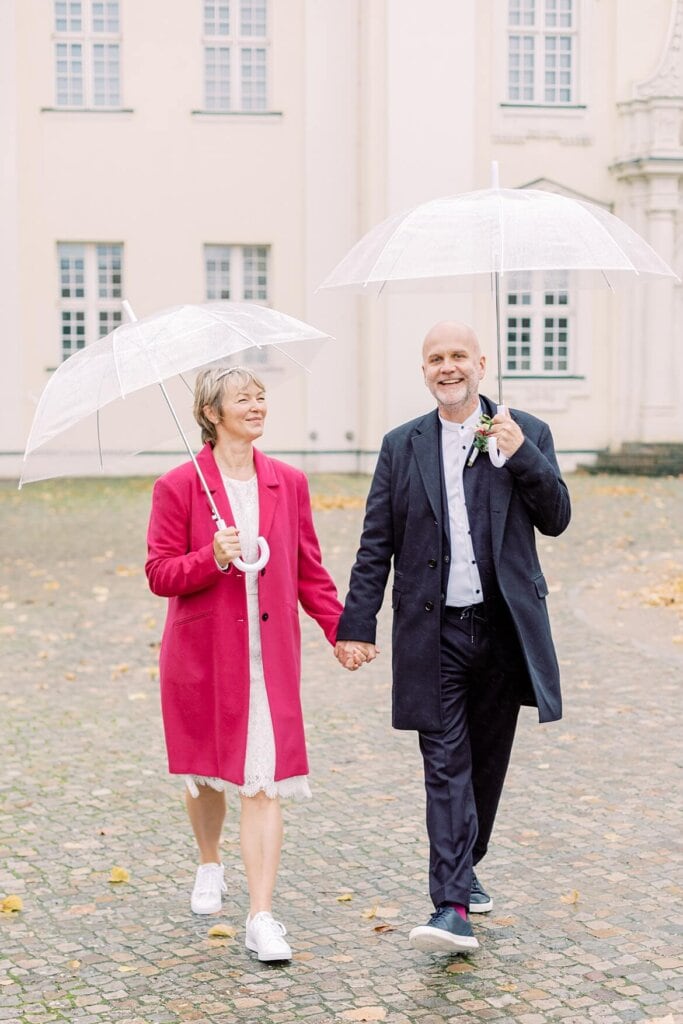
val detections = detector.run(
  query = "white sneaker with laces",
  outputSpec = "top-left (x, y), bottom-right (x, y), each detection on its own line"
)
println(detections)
top-left (190, 863), bottom-right (227, 915)
top-left (245, 911), bottom-right (292, 961)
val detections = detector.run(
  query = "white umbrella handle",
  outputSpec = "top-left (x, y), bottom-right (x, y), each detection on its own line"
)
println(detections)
top-left (215, 518), bottom-right (271, 572)
top-left (488, 404), bottom-right (508, 468)
top-left (233, 537), bottom-right (270, 572)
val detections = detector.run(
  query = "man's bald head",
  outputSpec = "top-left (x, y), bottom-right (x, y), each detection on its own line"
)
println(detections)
top-left (421, 321), bottom-right (486, 423)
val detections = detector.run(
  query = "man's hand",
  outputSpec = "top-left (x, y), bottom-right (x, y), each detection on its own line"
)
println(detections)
top-left (488, 407), bottom-right (524, 458)
top-left (334, 640), bottom-right (379, 671)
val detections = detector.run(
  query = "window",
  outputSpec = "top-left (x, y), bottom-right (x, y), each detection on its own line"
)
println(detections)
top-left (202, 0), bottom-right (268, 111)
top-left (205, 244), bottom-right (269, 362)
top-left (54, 1), bottom-right (121, 108)
top-left (507, 0), bottom-right (576, 104)
top-left (504, 271), bottom-right (571, 374)
top-left (58, 243), bottom-right (123, 360)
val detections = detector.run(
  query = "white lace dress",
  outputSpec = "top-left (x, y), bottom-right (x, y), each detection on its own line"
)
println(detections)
top-left (186, 474), bottom-right (311, 802)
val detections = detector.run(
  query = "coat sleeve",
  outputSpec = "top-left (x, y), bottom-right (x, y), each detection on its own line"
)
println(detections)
top-left (145, 475), bottom-right (223, 598)
top-left (295, 473), bottom-right (343, 644)
top-left (504, 421), bottom-right (571, 536)
top-left (336, 435), bottom-right (395, 644)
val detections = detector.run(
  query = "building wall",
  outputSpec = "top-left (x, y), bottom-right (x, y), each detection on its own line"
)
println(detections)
top-left (2, 0), bottom-right (682, 479)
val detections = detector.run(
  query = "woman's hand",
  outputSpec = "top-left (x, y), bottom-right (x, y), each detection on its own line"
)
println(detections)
top-left (213, 526), bottom-right (242, 569)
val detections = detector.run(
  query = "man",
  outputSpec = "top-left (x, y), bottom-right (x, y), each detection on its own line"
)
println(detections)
top-left (335, 321), bottom-right (570, 953)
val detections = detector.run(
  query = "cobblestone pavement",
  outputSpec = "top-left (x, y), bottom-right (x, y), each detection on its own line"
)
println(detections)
top-left (1, 472), bottom-right (682, 1024)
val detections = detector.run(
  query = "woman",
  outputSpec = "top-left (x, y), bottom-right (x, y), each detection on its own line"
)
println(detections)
top-left (145, 365), bottom-right (342, 962)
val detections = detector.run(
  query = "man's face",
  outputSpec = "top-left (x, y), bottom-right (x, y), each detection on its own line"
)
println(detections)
top-left (422, 326), bottom-right (486, 420)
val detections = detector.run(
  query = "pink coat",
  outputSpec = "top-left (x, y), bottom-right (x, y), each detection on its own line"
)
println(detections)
top-left (145, 443), bottom-right (342, 785)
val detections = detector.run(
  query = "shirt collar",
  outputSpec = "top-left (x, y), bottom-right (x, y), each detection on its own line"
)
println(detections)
top-left (438, 401), bottom-right (483, 434)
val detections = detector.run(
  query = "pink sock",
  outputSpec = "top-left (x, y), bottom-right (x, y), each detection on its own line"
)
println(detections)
top-left (449, 903), bottom-right (467, 920)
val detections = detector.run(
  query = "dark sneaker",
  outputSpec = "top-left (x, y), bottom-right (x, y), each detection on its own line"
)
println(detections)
top-left (469, 871), bottom-right (493, 913)
top-left (409, 906), bottom-right (479, 953)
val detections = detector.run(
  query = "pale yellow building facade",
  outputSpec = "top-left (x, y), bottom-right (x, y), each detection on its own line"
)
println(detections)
top-left (1, 0), bottom-right (682, 477)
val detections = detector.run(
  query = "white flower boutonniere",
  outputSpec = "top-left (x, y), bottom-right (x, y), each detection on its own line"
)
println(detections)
top-left (467, 413), bottom-right (494, 468)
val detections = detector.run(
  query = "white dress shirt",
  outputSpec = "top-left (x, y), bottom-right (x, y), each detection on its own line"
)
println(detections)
top-left (440, 405), bottom-right (484, 607)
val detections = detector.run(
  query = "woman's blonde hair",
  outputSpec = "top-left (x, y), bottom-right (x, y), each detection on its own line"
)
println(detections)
top-left (193, 365), bottom-right (266, 445)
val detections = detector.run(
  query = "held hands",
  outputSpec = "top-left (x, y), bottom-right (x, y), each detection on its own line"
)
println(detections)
top-left (334, 640), bottom-right (379, 672)
top-left (487, 407), bottom-right (524, 458)
top-left (213, 526), bottom-right (242, 569)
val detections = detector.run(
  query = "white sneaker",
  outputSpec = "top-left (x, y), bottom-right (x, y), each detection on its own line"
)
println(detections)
top-left (190, 863), bottom-right (227, 915)
top-left (245, 911), bottom-right (292, 962)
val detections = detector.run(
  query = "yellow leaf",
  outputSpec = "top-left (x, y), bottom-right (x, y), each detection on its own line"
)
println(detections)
top-left (361, 905), bottom-right (378, 920)
top-left (208, 923), bottom-right (237, 938)
top-left (64, 672), bottom-right (77, 681)
top-left (1, 895), bottom-right (23, 913)
top-left (336, 893), bottom-right (353, 902)
top-left (115, 565), bottom-right (140, 577)
top-left (109, 866), bottom-right (130, 884)
top-left (43, 580), bottom-right (60, 590)
top-left (118, 965), bottom-right (138, 973)
top-left (560, 889), bottom-right (580, 905)
top-left (373, 924), bottom-right (395, 933)
top-left (67, 960), bottom-right (80, 970)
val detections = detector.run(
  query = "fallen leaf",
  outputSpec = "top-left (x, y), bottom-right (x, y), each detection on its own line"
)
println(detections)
top-left (498, 982), bottom-right (518, 992)
top-left (373, 924), bottom-right (395, 933)
top-left (43, 580), bottom-right (60, 590)
top-left (67, 960), bottom-right (80, 970)
top-left (339, 1008), bottom-right (387, 1022)
top-left (207, 924), bottom-right (237, 938)
top-left (336, 893), bottom-right (353, 902)
top-left (118, 965), bottom-right (138, 973)
top-left (560, 890), bottom-right (580, 905)
top-left (63, 672), bottom-right (77, 681)
top-left (109, 866), bottom-right (130, 884)
top-left (361, 905), bottom-right (378, 920)
top-left (446, 961), bottom-right (474, 973)
top-left (1, 895), bottom-right (23, 913)
top-left (115, 565), bottom-right (140, 577)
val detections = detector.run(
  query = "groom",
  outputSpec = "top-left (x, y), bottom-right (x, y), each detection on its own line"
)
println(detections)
top-left (335, 320), bottom-right (571, 953)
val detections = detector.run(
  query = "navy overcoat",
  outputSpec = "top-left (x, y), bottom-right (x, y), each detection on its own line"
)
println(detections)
top-left (337, 395), bottom-right (571, 729)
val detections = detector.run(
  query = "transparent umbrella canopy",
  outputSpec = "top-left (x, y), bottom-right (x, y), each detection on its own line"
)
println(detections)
top-left (319, 171), bottom-right (678, 464)
top-left (21, 300), bottom-right (333, 570)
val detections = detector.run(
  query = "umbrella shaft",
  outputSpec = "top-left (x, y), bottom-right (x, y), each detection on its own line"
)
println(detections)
top-left (493, 272), bottom-right (504, 407)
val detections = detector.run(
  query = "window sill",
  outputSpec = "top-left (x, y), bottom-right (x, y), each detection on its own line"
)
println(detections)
top-left (503, 374), bottom-right (585, 380)
top-left (41, 106), bottom-right (134, 114)
top-left (499, 103), bottom-right (586, 111)
top-left (191, 109), bottom-right (283, 120)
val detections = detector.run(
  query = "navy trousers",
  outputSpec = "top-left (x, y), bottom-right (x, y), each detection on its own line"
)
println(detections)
top-left (418, 599), bottom-right (523, 908)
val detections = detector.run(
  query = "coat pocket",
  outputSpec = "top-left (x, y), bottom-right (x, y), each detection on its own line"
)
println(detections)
top-left (532, 573), bottom-right (549, 599)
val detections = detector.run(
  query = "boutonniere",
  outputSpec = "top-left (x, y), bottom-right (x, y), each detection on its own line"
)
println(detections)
top-left (467, 414), bottom-right (494, 467)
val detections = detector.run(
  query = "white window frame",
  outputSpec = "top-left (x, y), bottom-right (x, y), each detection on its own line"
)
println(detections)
top-left (506, 0), bottom-right (578, 106)
top-left (205, 243), bottom-right (270, 363)
top-left (58, 242), bottom-right (123, 360)
top-left (503, 271), bottom-right (573, 376)
top-left (202, 1), bottom-right (269, 112)
top-left (54, 1), bottom-right (122, 109)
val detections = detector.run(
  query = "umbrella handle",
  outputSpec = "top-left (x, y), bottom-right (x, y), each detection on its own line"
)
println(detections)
top-left (214, 519), bottom-right (271, 572)
top-left (233, 537), bottom-right (270, 573)
top-left (488, 404), bottom-right (508, 468)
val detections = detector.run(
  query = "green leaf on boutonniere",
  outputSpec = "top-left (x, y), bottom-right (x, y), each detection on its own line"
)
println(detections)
top-left (467, 414), bottom-right (494, 467)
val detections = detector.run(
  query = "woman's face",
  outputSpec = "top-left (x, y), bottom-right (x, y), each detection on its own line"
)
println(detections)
top-left (213, 378), bottom-right (267, 442)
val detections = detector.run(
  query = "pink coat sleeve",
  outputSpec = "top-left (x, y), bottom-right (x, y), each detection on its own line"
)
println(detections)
top-left (145, 475), bottom-right (223, 598)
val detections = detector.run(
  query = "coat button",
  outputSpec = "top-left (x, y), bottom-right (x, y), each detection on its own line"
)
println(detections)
top-left (261, 612), bottom-right (269, 621)
top-left (428, 559), bottom-right (437, 568)
top-left (444, 554), bottom-right (450, 563)
top-left (424, 601), bottom-right (434, 612)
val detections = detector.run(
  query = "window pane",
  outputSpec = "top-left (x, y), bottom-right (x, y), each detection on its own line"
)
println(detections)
top-left (55, 1), bottom-right (82, 32)
top-left (240, 0), bottom-right (266, 37)
top-left (240, 47), bottom-right (267, 110)
top-left (92, 0), bottom-right (119, 32)
top-left (97, 244), bottom-right (122, 299)
top-left (58, 244), bottom-right (86, 298)
top-left (61, 310), bottom-right (87, 359)
top-left (92, 42), bottom-right (120, 105)
top-left (205, 46), bottom-right (231, 110)
top-left (55, 42), bottom-right (84, 106)
top-left (242, 245), bottom-right (268, 301)
top-left (205, 245), bottom-right (232, 300)
top-left (204, 1), bottom-right (230, 36)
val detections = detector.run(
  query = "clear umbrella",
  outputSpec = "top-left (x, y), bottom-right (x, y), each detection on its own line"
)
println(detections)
top-left (319, 165), bottom-right (678, 464)
top-left (21, 300), bottom-right (333, 570)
